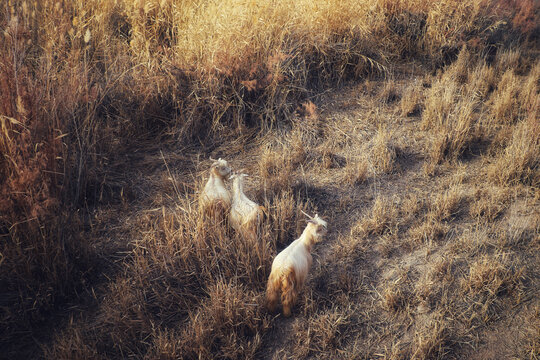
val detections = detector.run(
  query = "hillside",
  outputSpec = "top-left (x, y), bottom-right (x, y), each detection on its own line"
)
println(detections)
top-left (1, 1), bottom-right (539, 358)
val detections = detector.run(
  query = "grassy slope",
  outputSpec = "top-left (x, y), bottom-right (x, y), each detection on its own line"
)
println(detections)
top-left (1, 0), bottom-right (539, 358)
top-left (43, 57), bottom-right (539, 359)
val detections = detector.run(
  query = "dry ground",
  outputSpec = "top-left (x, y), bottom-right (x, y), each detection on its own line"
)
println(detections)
top-left (33, 58), bottom-right (539, 359)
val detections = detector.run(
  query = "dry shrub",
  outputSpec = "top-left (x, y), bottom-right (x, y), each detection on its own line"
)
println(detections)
top-left (3, 0), bottom-right (538, 357)
top-left (422, 52), bottom-right (483, 164)
top-left (379, 232), bottom-right (399, 258)
top-left (381, 280), bottom-right (409, 313)
top-left (141, 280), bottom-right (268, 360)
top-left (267, 190), bottom-right (309, 249)
top-left (422, 74), bottom-right (460, 130)
top-left (427, 99), bottom-right (475, 164)
top-left (422, 1), bottom-right (495, 64)
top-left (45, 196), bottom-right (278, 357)
top-left (0, 6), bottom-right (93, 353)
top-left (44, 323), bottom-right (100, 360)
top-left (467, 62), bottom-right (497, 100)
top-left (401, 192), bottom-right (426, 222)
top-left (333, 233), bottom-right (367, 261)
top-left (521, 305), bottom-right (540, 360)
top-left (520, 61), bottom-right (540, 113)
top-left (488, 114), bottom-right (539, 186)
top-left (379, 80), bottom-right (401, 103)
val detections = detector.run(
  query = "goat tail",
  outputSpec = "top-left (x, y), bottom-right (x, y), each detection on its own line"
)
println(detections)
top-left (280, 267), bottom-right (297, 317)
top-left (266, 272), bottom-right (280, 313)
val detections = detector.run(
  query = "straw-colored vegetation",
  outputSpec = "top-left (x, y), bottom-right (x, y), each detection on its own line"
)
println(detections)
top-left (1, 0), bottom-right (538, 358)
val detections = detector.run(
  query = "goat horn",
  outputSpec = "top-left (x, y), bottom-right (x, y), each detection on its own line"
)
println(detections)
top-left (301, 210), bottom-right (314, 220)
top-left (209, 157), bottom-right (217, 162)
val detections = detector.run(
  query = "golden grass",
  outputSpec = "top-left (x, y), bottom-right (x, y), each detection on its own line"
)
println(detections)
top-left (2, 0), bottom-right (539, 357)
top-left (400, 80), bottom-right (424, 117)
top-left (353, 196), bottom-right (398, 236)
top-left (488, 112), bottom-right (539, 187)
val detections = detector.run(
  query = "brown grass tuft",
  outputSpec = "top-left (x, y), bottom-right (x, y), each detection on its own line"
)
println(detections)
top-left (353, 196), bottom-right (398, 236)
top-left (370, 126), bottom-right (397, 174)
top-left (488, 114), bottom-right (539, 187)
top-left (400, 80), bottom-right (424, 117)
top-left (342, 156), bottom-right (369, 185)
top-left (461, 253), bottom-right (523, 298)
top-left (293, 306), bottom-right (352, 358)
top-left (410, 312), bottom-right (450, 360)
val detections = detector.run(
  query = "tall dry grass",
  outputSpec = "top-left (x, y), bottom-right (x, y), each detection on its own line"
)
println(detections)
top-left (1, 0), bottom-right (538, 357)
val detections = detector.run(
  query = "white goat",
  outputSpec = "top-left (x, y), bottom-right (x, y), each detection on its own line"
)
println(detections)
top-left (229, 172), bottom-right (265, 239)
top-left (199, 158), bottom-right (232, 219)
top-left (266, 212), bottom-right (328, 317)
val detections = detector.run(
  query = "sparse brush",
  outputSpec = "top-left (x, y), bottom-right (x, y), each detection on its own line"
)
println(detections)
top-left (401, 193), bottom-right (425, 222)
top-left (520, 61), bottom-right (540, 113)
top-left (468, 62), bottom-right (497, 101)
top-left (406, 218), bottom-right (448, 249)
top-left (381, 281), bottom-right (408, 312)
top-left (333, 232), bottom-right (367, 261)
top-left (3, 0), bottom-right (540, 357)
top-left (423, 63), bottom-right (481, 164)
top-left (495, 48), bottom-right (523, 74)
top-left (259, 140), bottom-right (305, 196)
top-left (174, 280), bottom-right (269, 360)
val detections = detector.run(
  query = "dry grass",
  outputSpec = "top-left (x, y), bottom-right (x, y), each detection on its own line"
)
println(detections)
top-left (342, 156), bottom-right (369, 185)
top-left (488, 113), bottom-right (540, 187)
top-left (353, 196), bottom-right (399, 236)
top-left (2, 0), bottom-right (539, 358)
top-left (400, 80), bottom-right (424, 117)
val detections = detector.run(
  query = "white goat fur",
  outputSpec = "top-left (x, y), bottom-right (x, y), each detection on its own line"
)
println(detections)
top-left (266, 214), bottom-right (328, 317)
top-left (199, 158), bottom-right (232, 218)
top-left (229, 173), bottom-right (265, 239)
